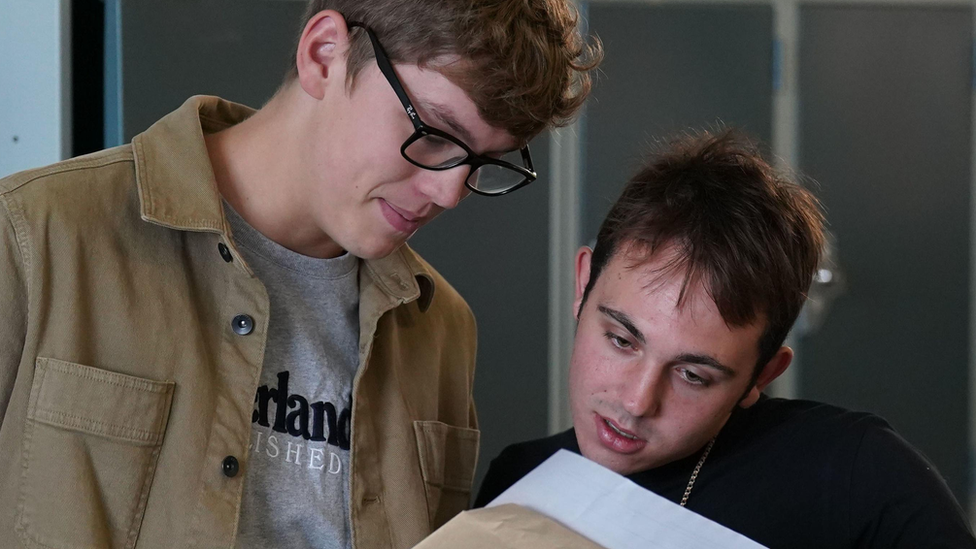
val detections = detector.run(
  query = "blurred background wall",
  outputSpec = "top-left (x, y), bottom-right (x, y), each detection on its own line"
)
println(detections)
top-left (0, 0), bottom-right (71, 177)
top-left (1, 0), bottom-right (973, 521)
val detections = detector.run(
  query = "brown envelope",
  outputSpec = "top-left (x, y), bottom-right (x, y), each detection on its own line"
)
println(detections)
top-left (414, 504), bottom-right (606, 549)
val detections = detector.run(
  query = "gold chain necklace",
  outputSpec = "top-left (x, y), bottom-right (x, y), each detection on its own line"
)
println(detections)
top-left (679, 437), bottom-right (716, 507)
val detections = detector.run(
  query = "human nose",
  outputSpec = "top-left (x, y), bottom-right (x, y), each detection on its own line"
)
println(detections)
top-left (619, 364), bottom-right (666, 418)
top-left (416, 165), bottom-right (470, 210)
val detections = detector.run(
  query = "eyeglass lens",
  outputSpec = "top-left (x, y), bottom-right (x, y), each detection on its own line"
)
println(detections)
top-left (404, 136), bottom-right (527, 193)
top-left (403, 134), bottom-right (468, 169)
top-left (467, 150), bottom-right (528, 194)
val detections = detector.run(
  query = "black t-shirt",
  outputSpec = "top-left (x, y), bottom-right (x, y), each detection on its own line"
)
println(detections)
top-left (475, 396), bottom-right (976, 548)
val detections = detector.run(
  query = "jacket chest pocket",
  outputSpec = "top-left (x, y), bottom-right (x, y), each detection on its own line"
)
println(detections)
top-left (413, 421), bottom-right (480, 532)
top-left (16, 358), bottom-right (174, 549)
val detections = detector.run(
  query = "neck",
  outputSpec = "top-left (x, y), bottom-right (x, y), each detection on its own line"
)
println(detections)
top-left (205, 83), bottom-right (345, 259)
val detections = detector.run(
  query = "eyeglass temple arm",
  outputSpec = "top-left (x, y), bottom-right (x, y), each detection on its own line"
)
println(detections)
top-left (348, 22), bottom-right (424, 132)
top-left (521, 146), bottom-right (535, 175)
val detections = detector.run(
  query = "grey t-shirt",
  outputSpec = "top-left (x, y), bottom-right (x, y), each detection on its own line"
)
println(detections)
top-left (225, 203), bottom-right (360, 549)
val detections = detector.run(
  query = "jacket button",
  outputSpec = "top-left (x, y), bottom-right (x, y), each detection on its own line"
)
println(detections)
top-left (232, 314), bottom-right (254, 335)
top-left (217, 242), bottom-right (233, 263)
top-left (222, 455), bottom-right (240, 478)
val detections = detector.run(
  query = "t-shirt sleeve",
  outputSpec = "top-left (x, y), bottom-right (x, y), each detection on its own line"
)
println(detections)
top-left (849, 418), bottom-right (976, 548)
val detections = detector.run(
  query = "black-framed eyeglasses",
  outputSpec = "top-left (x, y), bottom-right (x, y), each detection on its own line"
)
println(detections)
top-left (349, 22), bottom-right (537, 197)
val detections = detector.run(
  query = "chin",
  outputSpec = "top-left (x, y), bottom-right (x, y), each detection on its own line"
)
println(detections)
top-left (352, 247), bottom-right (392, 260)
top-left (346, 238), bottom-right (404, 260)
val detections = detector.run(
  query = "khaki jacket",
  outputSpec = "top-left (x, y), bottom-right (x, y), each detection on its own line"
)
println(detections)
top-left (0, 96), bottom-right (480, 549)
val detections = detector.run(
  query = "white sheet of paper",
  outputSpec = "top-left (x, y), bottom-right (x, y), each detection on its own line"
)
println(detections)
top-left (487, 449), bottom-right (767, 549)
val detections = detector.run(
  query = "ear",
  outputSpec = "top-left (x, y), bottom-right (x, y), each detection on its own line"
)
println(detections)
top-left (296, 10), bottom-right (353, 100)
top-left (573, 246), bottom-right (593, 320)
top-left (738, 346), bottom-right (793, 409)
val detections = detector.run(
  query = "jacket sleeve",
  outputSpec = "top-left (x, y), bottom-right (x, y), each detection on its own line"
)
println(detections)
top-left (0, 194), bottom-right (28, 424)
top-left (850, 419), bottom-right (976, 548)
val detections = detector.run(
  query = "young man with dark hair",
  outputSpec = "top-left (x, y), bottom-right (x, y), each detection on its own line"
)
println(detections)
top-left (0, 2), bottom-right (600, 548)
top-left (475, 131), bottom-right (976, 548)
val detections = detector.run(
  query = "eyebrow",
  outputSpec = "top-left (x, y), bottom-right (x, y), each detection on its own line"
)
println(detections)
top-left (418, 100), bottom-right (476, 147)
top-left (598, 306), bottom-right (646, 345)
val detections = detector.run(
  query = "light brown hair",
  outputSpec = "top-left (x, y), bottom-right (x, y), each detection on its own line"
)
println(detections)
top-left (288, 0), bottom-right (602, 142)
top-left (582, 129), bottom-right (826, 379)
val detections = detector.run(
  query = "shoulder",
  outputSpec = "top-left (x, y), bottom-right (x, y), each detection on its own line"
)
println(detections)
top-left (0, 146), bottom-right (136, 222)
top-left (1, 146), bottom-right (134, 197)
top-left (742, 398), bottom-right (975, 546)
top-left (734, 396), bottom-right (888, 442)
top-left (720, 397), bottom-right (898, 502)
top-left (747, 395), bottom-right (877, 422)
top-left (730, 397), bottom-right (904, 478)
top-left (846, 412), bottom-right (975, 545)
top-left (754, 399), bottom-right (934, 470)
top-left (474, 429), bottom-right (578, 508)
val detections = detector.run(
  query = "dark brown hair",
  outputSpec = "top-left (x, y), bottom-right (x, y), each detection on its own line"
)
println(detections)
top-left (582, 129), bottom-right (825, 379)
top-left (288, 0), bottom-right (602, 143)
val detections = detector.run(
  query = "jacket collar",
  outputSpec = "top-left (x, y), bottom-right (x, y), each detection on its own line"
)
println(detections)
top-left (133, 95), bottom-right (249, 233)
top-left (362, 247), bottom-right (436, 312)
top-left (131, 95), bottom-right (435, 310)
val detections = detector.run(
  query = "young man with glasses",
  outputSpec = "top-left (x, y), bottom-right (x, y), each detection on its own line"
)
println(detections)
top-left (0, 2), bottom-right (600, 548)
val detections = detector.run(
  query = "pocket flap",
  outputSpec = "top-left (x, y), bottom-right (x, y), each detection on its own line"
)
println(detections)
top-left (30, 357), bottom-right (175, 446)
top-left (414, 420), bottom-right (480, 491)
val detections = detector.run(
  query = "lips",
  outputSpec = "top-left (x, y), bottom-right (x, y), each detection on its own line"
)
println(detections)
top-left (379, 199), bottom-right (422, 234)
top-left (594, 413), bottom-right (647, 454)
